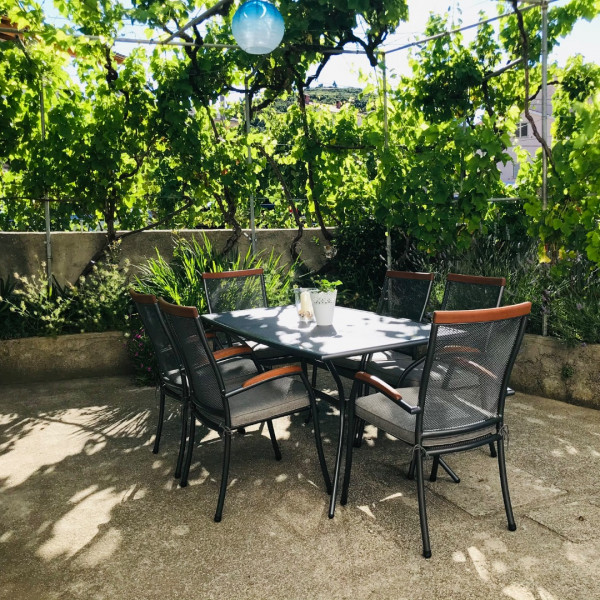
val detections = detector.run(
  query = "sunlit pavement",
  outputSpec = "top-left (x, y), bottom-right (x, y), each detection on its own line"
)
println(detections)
top-left (1, 375), bottom-right (599, 600)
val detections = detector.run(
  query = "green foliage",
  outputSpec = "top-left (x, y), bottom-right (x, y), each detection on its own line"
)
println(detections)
top-left (313, 278), bottom-right (342, 293)
top-left (125, 325), bottom-right (158, 386)
top-left (1, 243), bottom-right (130, 339)
top-left (134, 234), bottom-right (296, 309)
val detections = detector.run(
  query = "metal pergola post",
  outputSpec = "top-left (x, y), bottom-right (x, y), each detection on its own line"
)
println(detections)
top-left (39, 79), bottom-right (53, 288)
top-left (245, 75), bottom-right (257, 255)
top-left (381, 52), bottom-right (392, 270)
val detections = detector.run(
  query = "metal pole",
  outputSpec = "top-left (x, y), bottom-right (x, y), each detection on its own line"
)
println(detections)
top-left (382, 52), bottom-right (392, 270)
top-left (541, 0), bottom-right (549, 336)
top-left (39, 79), bottom-right (52, 288)
top-left (541, 0), bottom-right (548, 212)
top-left (245, 75), bottom-right (256, 254)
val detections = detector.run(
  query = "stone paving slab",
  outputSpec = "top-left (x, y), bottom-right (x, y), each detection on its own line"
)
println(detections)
top-left (1, 376), bottom-right (600, 600)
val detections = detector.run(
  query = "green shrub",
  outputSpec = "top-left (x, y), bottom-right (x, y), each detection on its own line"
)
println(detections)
top-left (1, 243), bottom-right (130, 339)
top-left (130, 234), bottom-right (297, 385)
top-left (134, 233), bottom-right (296, 308)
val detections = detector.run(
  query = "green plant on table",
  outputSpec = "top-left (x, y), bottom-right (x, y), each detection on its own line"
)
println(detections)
top-left (313, 278), bottom-right (342, 293)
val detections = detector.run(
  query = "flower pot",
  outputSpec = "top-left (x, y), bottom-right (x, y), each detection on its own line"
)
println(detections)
top-left (310, 290), bottom-right (337, 326)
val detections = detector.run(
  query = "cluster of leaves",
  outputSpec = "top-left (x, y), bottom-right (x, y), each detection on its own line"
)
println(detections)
top-left (125, 325), bottom-right (158, 386)
top-left (0, 244), bottom-right (130, 339)
top-left (134, 233), bottom-right (296, 310)
top-left (327, 216), bottom-right (599, 345)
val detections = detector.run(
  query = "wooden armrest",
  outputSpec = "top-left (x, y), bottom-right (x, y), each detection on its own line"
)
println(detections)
top-left (454, 357), bottom-right (497, 381)
top-left (213, 345), bottom-right (252, 361)
top-left (242, 365), bottom-right (302, 388)
top-left (440, 345), bottom-right (481, 355)
top-left (355, 372), bottom-right (420, 415)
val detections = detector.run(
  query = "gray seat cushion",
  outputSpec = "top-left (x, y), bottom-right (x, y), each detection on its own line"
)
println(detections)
top-left (355, 387), bottom-right (496, 448)
top-left (228, 376), bottom-right (310, 428)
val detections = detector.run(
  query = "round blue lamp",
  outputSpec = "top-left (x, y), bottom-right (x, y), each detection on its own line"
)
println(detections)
top-left (232, 0), bottom-right (285, 55)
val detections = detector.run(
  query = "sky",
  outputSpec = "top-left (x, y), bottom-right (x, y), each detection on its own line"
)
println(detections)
top-left (40, 0), bottom-right (600, 89)
top-left (313, 0), bottom-right (600, 88)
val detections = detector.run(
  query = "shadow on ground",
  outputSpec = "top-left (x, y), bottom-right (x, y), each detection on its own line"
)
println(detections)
top-left (1, 375), bottom-right (599, 600)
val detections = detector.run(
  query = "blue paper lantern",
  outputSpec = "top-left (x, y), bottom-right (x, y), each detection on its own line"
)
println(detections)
top-left (232, 0), bottom-right (285, 55)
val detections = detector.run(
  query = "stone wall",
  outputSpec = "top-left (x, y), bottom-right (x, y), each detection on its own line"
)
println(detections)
top-left (510, 334), bottom-right (600, 409)
top-left (1, 329), bottom-right (598, 409)
top-left (0, 229), bottom-right (332, 285)
top-left (0, 331), bottom-right (131, 384)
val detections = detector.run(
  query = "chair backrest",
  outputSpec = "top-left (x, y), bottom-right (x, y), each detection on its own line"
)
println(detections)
top-left (158, 298), bottom-right (226, 419)
top-left (440, 273), bottom-right (506, 311)
top-left (417, 302), bottom-right (531, 443)
top-left (202, 268), bottom-right (268, 313)
top-left (377, 271), bottom-right (435, 322)
top-left (129, 289), bottom-right (181, 384)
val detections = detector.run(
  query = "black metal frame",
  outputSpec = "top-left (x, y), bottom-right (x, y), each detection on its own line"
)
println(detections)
top-left (129, 289), bottom-right (189, 479)
top-left (341, 302), bottom-right (530, 558)
top-left (159, 299), bottom-right (332, 522)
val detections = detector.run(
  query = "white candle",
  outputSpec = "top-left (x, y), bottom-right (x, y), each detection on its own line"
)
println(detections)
top-left (299, 291), bottom-right (313, 319)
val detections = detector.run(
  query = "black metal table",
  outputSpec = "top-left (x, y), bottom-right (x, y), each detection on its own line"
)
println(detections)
top-left (202, 304), bottom-right (431, 518)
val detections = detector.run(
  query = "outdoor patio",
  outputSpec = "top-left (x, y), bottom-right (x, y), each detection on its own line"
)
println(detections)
top-left (1, 373), bottom-right (599, 600)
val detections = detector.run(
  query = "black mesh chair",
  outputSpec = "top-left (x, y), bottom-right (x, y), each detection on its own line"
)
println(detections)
top-left (361, 273), bottom-right (507, 457)
top-left (332, 271), bottom-right (435, 381)
top-left (202, 268), bottom-right (295, 366)
top-left (158, 298), bottom-right (331, 522)
top-left (341, 302), bottom-right (531, 558)
top-left (129, 289), bottom-right (260, 479)
top-left (370, 273), bottom-right (506, 390)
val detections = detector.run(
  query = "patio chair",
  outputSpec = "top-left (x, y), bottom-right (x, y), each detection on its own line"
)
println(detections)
top-left (158, 298), bottom-right (331, 522)
top-left (369, 273), bottom-right (507, 389)
top-left (341, 302), bottom-right (531, 558)
top-left (358, 273), bottom-right (507, 456)
top-left (202, 268), bottom-right (296, 367)
top-left (331, 271), bottom-right (435, 380)
top-left (129, 289), bottom-right (259, 478)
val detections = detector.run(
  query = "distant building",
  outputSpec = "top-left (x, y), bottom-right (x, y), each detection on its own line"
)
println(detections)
top-left (499, 85), bottom-right (555, 185)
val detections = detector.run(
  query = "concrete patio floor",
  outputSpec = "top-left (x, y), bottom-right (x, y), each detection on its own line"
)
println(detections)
top-left (1, 375), bottom-right (599, 600)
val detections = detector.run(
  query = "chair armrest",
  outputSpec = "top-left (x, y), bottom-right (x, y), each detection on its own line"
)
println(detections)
top-left (213, 344), bottom-right (252, 361)
top-left (241, 365), bottom-right (302, 390)
top-left (440, 345), bottom-right (481, 355)
top-left (453, 357), bottom-right (497, 381)
top-left (355, 372), bottom-right (420, 415)
top-left (396, 355), bottom-right (426, 387)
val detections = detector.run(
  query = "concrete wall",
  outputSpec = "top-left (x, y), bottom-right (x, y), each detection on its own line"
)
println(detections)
top-left (0, 228), bottom-right (332, 285)
top-left (0, 331), bottom-right (131, 384)
top-left (510, 334), bottom-right (600, 410)
top-left (1, 329), bottom-right (598, 409)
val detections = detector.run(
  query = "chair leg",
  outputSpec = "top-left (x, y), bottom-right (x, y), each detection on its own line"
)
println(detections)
top-left (153, 386), bottom-right (166, 454)
top-left (174, 399), bottom-right (188, 479)
top-left (415, 449), bottom-right (432, 559)
top-left (489, 442), bottom-right (497, 458)
top-left (407, 455), bottom-right (416, 480)
top-left (497, 439), bottom-right (516, 531)
top-left (429, 455), bottom-right (440, 482)
top-left (438, 457), bottom-right (460, 483)
top-left (353, 418), bottom-right (366, 448)
top-left (215, 432), bottom-right (232, 522)
top-left (341, 412), bottom-right (357, 506)
top-left (310, 401), bottom-right (332, 495)
top-left (266, 419), bottom-right (282, 461)
top-left (179, 413), bottom-right (196, 488)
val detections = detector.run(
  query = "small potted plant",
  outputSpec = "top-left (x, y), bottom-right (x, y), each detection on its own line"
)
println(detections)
top-left (310, 278), bottom-right (342, 326)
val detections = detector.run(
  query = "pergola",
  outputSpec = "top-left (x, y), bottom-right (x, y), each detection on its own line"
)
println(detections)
top-left (0, 0), bottom-right (552, 283)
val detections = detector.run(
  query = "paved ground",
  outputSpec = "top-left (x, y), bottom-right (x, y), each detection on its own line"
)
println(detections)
top-left (1, 375), bottom-right (599, 600)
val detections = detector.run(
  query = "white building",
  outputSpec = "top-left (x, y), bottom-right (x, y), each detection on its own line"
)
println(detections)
top-left (499, 85), bottom-right (555, 185)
